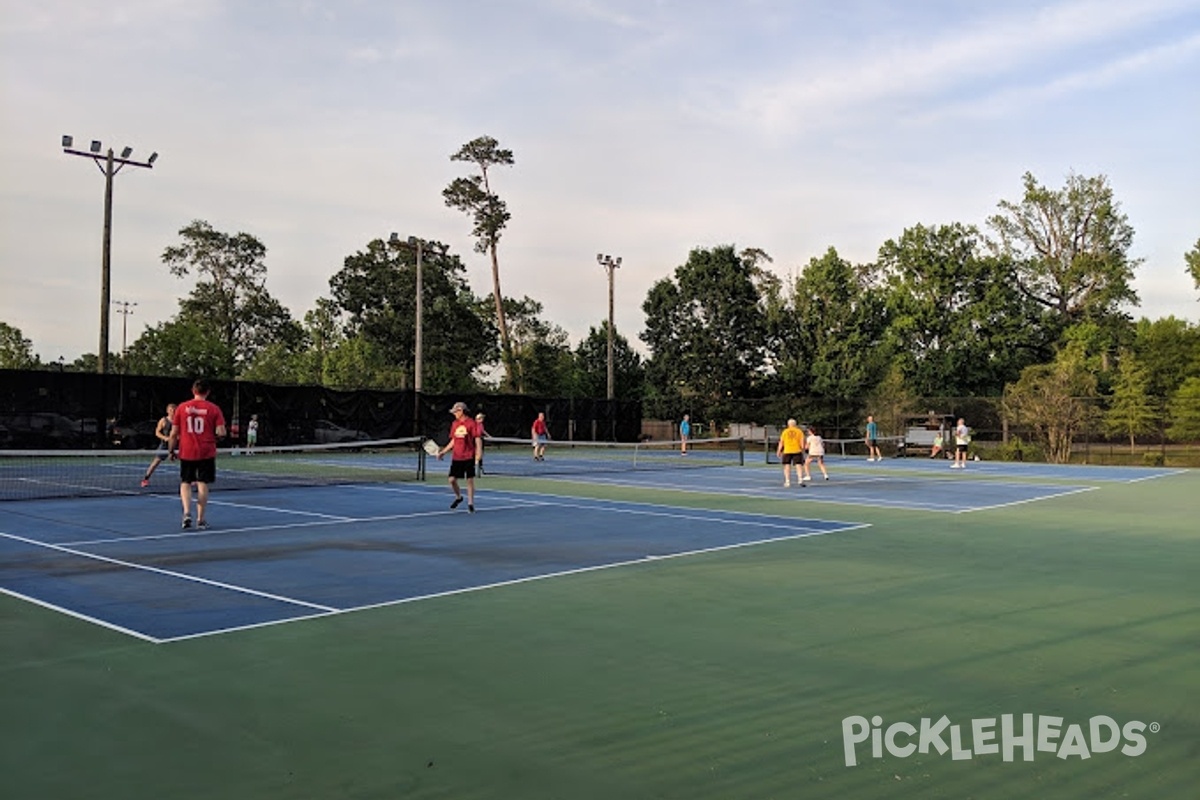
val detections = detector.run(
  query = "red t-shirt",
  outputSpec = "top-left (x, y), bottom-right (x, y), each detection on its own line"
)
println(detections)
top-left (448, 417), bottom-right (480, 461)
top-left (532, 418), bottom-right (548, 436)
top-left (173, 398), bottom-right (227, 460)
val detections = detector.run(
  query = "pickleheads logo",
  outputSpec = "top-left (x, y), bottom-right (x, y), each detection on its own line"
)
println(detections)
top-left (841, 714), bottom-right (1158, 767)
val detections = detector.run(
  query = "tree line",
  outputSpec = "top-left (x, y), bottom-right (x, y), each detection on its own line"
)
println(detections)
top-left (3, 136), bottom-right (1199, 460)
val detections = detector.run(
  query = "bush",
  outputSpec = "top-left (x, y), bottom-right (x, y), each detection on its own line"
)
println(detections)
top-left (994, 436), bottom-right (1044, 462)
top-left (1142, 451), bottom-right (1166, 467)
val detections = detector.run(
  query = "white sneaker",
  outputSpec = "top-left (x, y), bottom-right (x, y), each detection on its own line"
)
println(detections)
top-left (784, 481), bottom-right (791, 487)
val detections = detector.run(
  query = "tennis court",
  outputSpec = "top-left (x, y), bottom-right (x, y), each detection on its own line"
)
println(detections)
top-left (2, 441), bottom-right (1197, 800)
top-left (0, 483), bottom-right (863, 642)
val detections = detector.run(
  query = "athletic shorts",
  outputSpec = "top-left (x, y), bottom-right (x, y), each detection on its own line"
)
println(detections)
top-left (781, 452), bottom-right (803, 465)
top-left (956, 443), bottom-right (969, 453)
top-left (449, 459), bottom-right (477, 479)
top-left (867, 438), bottom-right (878, 448)
top-left (180, 458), bottom-right (216, 484)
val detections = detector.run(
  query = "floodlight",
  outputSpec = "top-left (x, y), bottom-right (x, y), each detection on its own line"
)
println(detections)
top-left (147, 152), bottom-right (158, 165)
top-left (389, 232), bottom-right (399, 244)
top-left (90, 140), bottom-right (102, 153)
top-left (62, 135), bottom-right (73, 148)
top-left (120, 146), bottom-right (132, 158)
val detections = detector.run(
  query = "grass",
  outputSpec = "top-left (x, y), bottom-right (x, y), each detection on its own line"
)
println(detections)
top-left (1, 465), bottom-right (1197, 799)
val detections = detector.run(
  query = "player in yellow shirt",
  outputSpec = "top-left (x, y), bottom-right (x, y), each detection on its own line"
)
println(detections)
top-left (776, 418), bottom-right (807, 487)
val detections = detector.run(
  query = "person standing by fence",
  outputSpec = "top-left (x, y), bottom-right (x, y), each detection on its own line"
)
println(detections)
top-left (865, 415), bottom-right (882, 462)
top-left (680, 414), bottom-right (691, 454)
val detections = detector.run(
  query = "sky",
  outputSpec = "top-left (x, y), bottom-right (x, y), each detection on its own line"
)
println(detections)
top-left (2, 0), bottom-right (1198, 364)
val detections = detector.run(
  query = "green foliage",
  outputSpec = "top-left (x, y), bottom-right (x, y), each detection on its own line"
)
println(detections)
top-left (572, 321), bottom-right (645, 400)
top-left (866, 362), bottom-right (919, 436)
top-left (987, 172), bottom-right (1140, 330)
top-left (499, 296), bottom-right (575, 396)
top-left (993, 436), bottom-right (1044, 462)
top-left (1167, 377), bottom-right (1200, 442)
top-left (124, 318), bottom-right (236, 379)
top-left (0, 322), bottom-right (39, 368)
top-left (443, 136), bottom-right (516, 388)
top-left (641, 245), bottom-right (767, 414)
top-left (1186, 237), bottom-right (1200, 298)
top-left (771, 247), bottom-right (889, 400)
top-left (877, 223), bottom-right (1046, 395)
top-left (1003, 342), bottom-right (1099, 463)
top-left (328, 238), bottom-right (494, 393)
top-left (1103, 350), bottom-right (1159, 451)
top-left (1132, 316), bottom-right (1200, 398)
top-left (160, 220), bottom-right (301, 375)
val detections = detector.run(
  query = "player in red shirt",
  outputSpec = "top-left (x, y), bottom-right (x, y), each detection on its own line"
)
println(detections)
top-left (168, 379), bottom-right (227, 530)
top-left (531, 411), bottom-right (549, 461)
top-left (436, 401), bottom-right (481, 512)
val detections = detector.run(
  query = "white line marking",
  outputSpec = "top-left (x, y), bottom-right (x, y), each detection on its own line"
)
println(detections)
top-left (956, 485), bottom-right (1098, 513)
top-left (0, 586), bottom-right (161, 643)
top-left (0, 529), bottom-right (336, 612)
top-left (204, 498), bottom-right (353, 520)
top-left (157, 522), bottom-right (873, 643)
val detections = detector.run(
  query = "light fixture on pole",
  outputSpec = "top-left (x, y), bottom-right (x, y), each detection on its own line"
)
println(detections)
top-left (61, 135), bottom-right (159, 375)
top-left (112, 299), bottom-right (138, 363)
top-left (596, 254), bottom-right (622, 400)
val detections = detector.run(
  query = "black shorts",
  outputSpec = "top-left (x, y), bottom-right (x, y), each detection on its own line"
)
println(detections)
top-left (781, 452), bottom-right (803, 465)
top-left (956, 443), bottom-right (969, 453)
top-left (180, 458), bottom-right (216, 484)
top-left (449, 459), bottom-right (477, 479)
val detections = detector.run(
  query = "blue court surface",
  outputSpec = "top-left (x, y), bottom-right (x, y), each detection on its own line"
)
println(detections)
top-left (540, 463), bottom-right (1118, 512)
top-left (0, 484), bottom-right (865, 643)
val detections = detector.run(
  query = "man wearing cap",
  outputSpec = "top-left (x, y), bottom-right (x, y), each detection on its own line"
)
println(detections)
top-left (437, 401), bottom-right (482, 512)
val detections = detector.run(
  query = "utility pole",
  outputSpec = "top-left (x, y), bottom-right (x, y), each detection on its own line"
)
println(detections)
top-left (61, 136), bottom-right (157, 375)
top-left (596, 254), bottom-right (622, 400)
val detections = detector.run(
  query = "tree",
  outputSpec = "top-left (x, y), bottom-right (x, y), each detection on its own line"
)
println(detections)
top-left (493, 296), bottom-right (574, 396)
top-left (1167, 377), bottom-right (1200, 442)
top-left (1002, 343), bottom-right (1099, 463)
top-left (160, 220), bottom-right (301, 375)
top-left (0, 322), bottom-right (39, 368)
top-left (987, 172), bottom-right (1140, 338)
top-left (328, 238), bottom-right (494, 393)
top-left (1187, 238), bottom-right (1200, 299)
top-left (1131, 316), bottom-right (1200, 399)
top-left (1103, 350), bottom-right (1159, 452)
top-left (877, 223), bottom-right (1048, 396)
top-left (443, 136), bottom-right (516, 389)
top-left (124, 318), bottom-right (235, 378)
top-left (573, 322), bottom-right (645, 400)
top-left (770, 247), bottom-right (889, 401)
top-left (641, 245), bottom-right (767, 416)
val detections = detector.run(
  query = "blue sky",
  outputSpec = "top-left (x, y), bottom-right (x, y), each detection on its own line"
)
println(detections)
top-left (2, 0), bottom-right (1198, 363)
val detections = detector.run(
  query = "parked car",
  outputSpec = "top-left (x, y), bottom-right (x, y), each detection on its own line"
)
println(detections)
top-left (110, 418), bottom-right (161, 449)
top-left (0, 413), bottom-right (94, 449)
top-left (313, 419), bottom-right (372, 444)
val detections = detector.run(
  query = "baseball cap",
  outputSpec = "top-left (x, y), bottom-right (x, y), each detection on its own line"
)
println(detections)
top-left (449, 401), bottom-right (468, 413)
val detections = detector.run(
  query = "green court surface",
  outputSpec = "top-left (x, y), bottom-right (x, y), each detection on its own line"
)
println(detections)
top-left (2, 463), bottom-right (1198, 799)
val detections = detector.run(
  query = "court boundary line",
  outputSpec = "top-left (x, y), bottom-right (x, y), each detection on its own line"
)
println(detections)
top-left (157, 520), bottom-right (872, 644)
top-left (0, 585), bottom-right (160, 643)
top-left (525, 472), bottom-right (1100, 514)
top-left (0, 528), bottom-right (337, 613)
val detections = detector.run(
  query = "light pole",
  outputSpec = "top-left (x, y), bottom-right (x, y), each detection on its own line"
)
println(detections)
top-left (61, 135), bottom-right (157, 375)
top-left (388, 234), bottom-right (447, 435)
top-left (113, 300), bottom-right (137, 365)
top-left (596, 254), bottom-right (622, 400)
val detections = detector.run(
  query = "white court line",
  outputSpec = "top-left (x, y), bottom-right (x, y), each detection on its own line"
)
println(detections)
top-left (957, 485), bottom-right (1098, 514)
top-left (0, 585), bottom-right (160, 643)
top-left (157, 521), bottom-right (873, 644)
top-left (529, 474), bottom-right (966, 512)
top-left (58, 502), bottom-right (537, 546)
top-left (0, 529), bottom-right (336, 612)
top-left (204, 498), bottom-right (353, 520)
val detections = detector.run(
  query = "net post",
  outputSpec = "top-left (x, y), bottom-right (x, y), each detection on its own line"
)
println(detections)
top-left (739, 437), bottom-right (745, 466)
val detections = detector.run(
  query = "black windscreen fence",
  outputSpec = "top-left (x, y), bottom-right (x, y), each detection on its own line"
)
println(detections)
top-left (0, 369), bottom-right (642, 449)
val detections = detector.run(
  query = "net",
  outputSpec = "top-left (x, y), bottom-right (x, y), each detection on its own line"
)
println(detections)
top-left (0, 437), bottom-right (425, 502)
top-left (467, 436), bottom-right (745, 477)
top-left (763, 435), bottom-right (906, 463)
